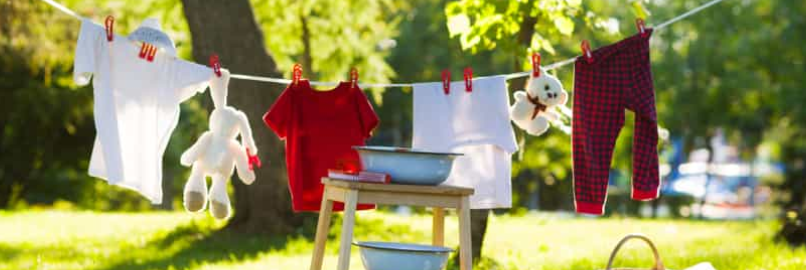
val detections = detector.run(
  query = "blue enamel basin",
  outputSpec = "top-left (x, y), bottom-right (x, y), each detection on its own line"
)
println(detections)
top-left (353, 146), bottom-right (462, 186)
top-left (354, 241), bottom-right (453, 270)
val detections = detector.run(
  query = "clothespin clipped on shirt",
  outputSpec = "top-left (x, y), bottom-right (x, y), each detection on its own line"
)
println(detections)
top-left (292, 63), bottom-right (303, 86)
top-left (350, 68), bottom-right (359, 89)
top-left (581, 40), bottom-right (593, 63)
top-left (137, 43), bottom-right (147, 59)
top-left (210, 54), bottom-right (222, 77)
top-left (246, 148), bottom-right (262, 171)
top-left (636, 18), bottom-right (647, 37)
top-left (138, 43), bottom-right (157, 62)
top-left (138, 43), bottom-right (147, 58)
top-left (104, 16), bottom-right (114, 42)
top-left (441, 69), bottom-right (451, 95)
top-left (147, 44), bottom-right (157, 62)
top-left (463, 67), bottom-right (473, 93)
top-left (531, 52), bottom-right (541, 77)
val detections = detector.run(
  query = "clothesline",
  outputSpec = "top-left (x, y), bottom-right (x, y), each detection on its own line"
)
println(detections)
top-left (41, 0), bottom-right (726, 88)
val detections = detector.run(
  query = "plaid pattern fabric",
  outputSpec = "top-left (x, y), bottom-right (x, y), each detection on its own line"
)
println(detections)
top-left (572, 29), bottom-right (660, 215)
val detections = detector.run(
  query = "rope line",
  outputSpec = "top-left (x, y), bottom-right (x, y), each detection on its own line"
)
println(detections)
top-left (39, 0), bottom-right (727, 87)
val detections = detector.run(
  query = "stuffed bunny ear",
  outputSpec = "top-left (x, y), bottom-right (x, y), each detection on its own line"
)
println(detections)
top-left (210, 69), bottom-right (230, 108)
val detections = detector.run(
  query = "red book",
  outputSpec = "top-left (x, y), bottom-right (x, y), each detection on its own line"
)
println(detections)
top-left (328, 170), bottom-right (391, 184)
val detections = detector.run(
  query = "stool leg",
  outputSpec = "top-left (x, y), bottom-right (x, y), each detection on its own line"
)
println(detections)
top-left (432, 207), bottom-right (445, 246)
top-left (310, 189), bottom-right (334, 270)
top-left (337, 190), bottom-right (359, 270)
top-left (458, 197), bottom-right (473, 270)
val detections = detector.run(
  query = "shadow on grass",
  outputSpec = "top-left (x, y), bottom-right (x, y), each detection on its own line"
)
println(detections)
top-left (0, 244), bottom-right (21, 262)
top-left (91, 216), bottom-right (321, 270)
top-left (89, 212), bottom-right (424, 270)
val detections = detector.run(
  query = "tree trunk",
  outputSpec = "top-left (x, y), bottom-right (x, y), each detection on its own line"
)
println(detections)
top-left (158, 168), bottom-right (174, 210)
top-left (300, 13), bottom-right (314, 78)
top-left (469, 209), bottom-right (489, 261)
top-left (181, 0), bottom-right (302, 234)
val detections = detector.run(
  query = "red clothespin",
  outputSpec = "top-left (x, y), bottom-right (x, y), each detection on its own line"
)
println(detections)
top-left (531, 52), bottom-right (541, 77)
top-left (104, 16), bottom-right (114, 42)
top-left (246, 148), bottom-right (261, 171)
top-left (350, 68), bottom-right (359, 89)
top-left (441, 69), bottom-right (451, 95)
top-left (146, 43), bottom-right (157, 62)
top-left (581, 40), bottom-right (593, 63)
top-left (210, 54), bottom-right (222, 77)
top-left (636, 18), bottom-right (647, 36)
top-left (292, 63), bottom-right (303, 86)
top-left (138, 43), bottom-right (148, 59)
top-left (463, 67), bottom-right (473, 93)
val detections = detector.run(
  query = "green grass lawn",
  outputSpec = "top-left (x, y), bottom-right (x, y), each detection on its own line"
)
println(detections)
top-left (1, 210), bottom-right (804, 270)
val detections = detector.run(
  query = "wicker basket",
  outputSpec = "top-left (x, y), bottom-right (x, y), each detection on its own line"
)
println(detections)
top-left (602, 234), bottom-right (666, 270)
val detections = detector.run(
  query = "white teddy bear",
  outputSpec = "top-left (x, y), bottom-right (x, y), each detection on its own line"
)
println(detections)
top-left (510, 69), bottom-right (568, 136)
top-left (180, 69), bottom-right (258, 219)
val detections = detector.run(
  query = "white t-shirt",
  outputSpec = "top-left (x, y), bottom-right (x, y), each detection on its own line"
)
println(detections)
top-left (74, 19), bottom-right (211, 204)
top-left (412, 75), bottom-right (518, 209)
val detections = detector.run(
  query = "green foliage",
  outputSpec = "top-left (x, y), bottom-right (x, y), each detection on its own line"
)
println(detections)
top-left (445, 0), bottom-right (584, 55)
top-left (444, 0), bottom-right (623, 63)
top-left (0, 0), bottom-right (93, 208)
top-left (646, 1), bottom-right (806, 208)
top-left (251, 0), bottom-right (401, 101)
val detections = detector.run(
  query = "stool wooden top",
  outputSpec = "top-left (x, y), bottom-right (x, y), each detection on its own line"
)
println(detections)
top-left (322, 178), bottom-right (474, 196)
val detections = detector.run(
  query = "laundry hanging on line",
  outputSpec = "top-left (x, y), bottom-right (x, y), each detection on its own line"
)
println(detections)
top-left (73, 17), bottom-right (213, 204)
top-left (412, 75), bottom-right (519, 209)
top-left (39, 0), bottom-right (729, 132)
top-left (44, 0), bottom-right (726, 208)
top-left (572, 29), bottom-right (660, 215)
top-left (264, 66), bottom-right (380, 212)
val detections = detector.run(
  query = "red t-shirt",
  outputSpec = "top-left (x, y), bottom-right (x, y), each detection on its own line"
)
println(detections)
top-left (264, 80), bottom-right (379, 212)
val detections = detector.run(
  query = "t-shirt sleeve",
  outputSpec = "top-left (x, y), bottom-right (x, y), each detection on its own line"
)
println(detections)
top-left (170, 60), bottom-right (213, 103)
top-left (263, 86), bottom-right (294, 139)
top-left (73, 18), bottom-right (105, 86)
top-left (353, 88), bottom-right (380, 138)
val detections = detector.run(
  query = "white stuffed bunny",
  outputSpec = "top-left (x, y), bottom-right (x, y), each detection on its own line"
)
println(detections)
top-left (510, 69), bottom-right (568, 136)
top-left (180, 69), bottom-right (258, 219)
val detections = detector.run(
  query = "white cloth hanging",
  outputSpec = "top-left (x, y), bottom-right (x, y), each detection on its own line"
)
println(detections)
top-left (74, 18), bottom-right (212, 203)
top-left (412, 75), bottom-right (518, 209)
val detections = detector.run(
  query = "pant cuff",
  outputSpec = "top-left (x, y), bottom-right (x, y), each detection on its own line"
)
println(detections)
top-left (632, 187), bottom-right (659, 201)
top-left (575, 201), bottom-right (604, 215)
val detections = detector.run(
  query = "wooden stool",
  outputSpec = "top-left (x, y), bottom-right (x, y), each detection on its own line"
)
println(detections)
top-left (309, 178), bottom-right (475, 270)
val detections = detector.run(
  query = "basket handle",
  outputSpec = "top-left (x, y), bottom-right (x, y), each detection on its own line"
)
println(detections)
top-left (606, 234), bottom-right (665, 270)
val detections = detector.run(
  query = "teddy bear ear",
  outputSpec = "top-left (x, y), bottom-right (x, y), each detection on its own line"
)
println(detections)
top-left (513, 91), bottom-right (527, 100)
top-left (558, 91), bottom-right (569, 105)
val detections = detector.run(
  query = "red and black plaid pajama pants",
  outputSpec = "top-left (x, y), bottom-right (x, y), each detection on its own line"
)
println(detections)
top-left (572, 29), bottom-right (660, 215)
